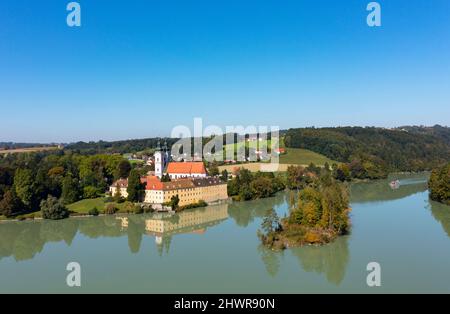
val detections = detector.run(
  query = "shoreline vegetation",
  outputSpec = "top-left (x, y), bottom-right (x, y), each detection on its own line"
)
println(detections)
top-left (258, 165), bottom-right (351, 250)
top-left (429, 162), bottom-right (450, 205)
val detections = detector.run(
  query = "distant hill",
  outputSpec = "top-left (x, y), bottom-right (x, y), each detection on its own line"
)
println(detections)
top-left (284, 126), bottom-right (450, 172)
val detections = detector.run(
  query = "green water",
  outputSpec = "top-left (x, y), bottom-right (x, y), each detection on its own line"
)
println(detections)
top-left (0, 173), bottom-right (449, 293)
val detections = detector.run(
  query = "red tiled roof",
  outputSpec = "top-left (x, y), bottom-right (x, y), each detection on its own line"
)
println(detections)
top-left (166, 162), bottom-right (207, 175)
top-left (145, 176), bottom-right (164, 190)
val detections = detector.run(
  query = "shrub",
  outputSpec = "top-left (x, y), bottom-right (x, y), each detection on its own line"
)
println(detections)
top-left (40, 195), bottom-right (70, 220)
top-left (88, 207), bottom-right (100, 216)
top-left (143, 205), bottom-right (153, 213)
top-left (304, 231), bottom-right (321, 244)
top-left (122, 201), bottom-right (137, 213)
top-left (134, 206), bottom-right (144, 214)
top-left (104, 203), bottom-right (118, 215)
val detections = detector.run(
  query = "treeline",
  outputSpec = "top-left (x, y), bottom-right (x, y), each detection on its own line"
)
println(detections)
top-left (259, 165), bottom-right (351, 250)
top-left (0, 142), bottom-right (57, 150)
top-left (284, 126), bottom-right (450, 173)
top-left (227, 168), bottom-right (286, 201)
top-left (428, 162), bottom-right (450, 205)
top-left (65, 137), bottom-right (180, 155)
top-left (0, 151), bottom-right (133, 218)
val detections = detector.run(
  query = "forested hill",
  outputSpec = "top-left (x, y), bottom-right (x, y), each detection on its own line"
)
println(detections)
top-left (284, 126), bottom-right (450, 172)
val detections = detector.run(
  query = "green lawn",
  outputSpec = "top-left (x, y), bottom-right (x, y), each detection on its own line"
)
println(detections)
top-left (279, 148), bottom-right (337, 166)
top-left (67, 197), bottom-right (133, 214)
top-left (67, 197), bottom-right (107, 213)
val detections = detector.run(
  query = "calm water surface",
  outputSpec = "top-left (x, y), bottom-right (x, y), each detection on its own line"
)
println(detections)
top-left (0, 173), bottom-right (449, 293)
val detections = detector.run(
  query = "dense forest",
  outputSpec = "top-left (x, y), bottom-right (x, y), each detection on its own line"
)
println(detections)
top-left (227, 168), bottom-right (286, 201)
top-left (428, 162), bottom-right (450, 205)
top-left (284, 126), bottom-right (450, 174)
top-left (0, 151), bottom-right (137, 218)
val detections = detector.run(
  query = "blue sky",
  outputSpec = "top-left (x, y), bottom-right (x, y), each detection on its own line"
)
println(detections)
top-left (1, 0), bottom-right (449, 142)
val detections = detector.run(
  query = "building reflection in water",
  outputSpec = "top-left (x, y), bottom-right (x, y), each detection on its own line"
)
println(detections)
top-left (118, 203), bottom-right (229, 255)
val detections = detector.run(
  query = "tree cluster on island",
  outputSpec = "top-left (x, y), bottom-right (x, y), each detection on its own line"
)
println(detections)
top-left (259, 165), bottom-right (351, 250)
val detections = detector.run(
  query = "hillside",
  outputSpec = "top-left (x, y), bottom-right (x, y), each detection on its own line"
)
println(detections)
top-left (284, 126), bottom-right (450, 172)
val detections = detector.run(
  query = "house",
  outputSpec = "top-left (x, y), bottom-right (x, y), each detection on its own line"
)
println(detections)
top-left (109, 178), bottom-right (129, 198)
top-left (110, 177), bottom-right (148, 199)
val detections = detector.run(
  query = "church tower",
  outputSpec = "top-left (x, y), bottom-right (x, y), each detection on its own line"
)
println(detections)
top-left (154, 141), bottom-right (168, 178)
top-left (154, 149), bottom-right (163, 178)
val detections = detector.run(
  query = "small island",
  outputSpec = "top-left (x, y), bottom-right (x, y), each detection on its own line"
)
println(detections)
top-left (258, 165), bottom-right (351, 250)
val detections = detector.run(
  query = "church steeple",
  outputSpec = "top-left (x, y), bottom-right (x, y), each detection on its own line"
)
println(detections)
top-left (154, 140), bottom-right (169, 178)
top-left (154, 140), bottom-right (163, 178)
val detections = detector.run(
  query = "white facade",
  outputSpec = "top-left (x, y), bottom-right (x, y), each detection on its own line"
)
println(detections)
top-left (168, 173), bottom-right (207, 180)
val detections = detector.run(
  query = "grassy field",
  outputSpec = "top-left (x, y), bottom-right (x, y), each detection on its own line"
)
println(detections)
top-left (218, 147), bottom-right (337, 173)
top-left (279, 148), bottom-right (336, 165)
top-left (67, 197), bottom-right (135, 214)
top-left (218, 163), bottom-right (293, 173)
top-left (0, 198), bottom-right (131, 221)
top-left (0, 146), bottom-right (60, 154)
top-left (67, 197), bottom-right (108, 213)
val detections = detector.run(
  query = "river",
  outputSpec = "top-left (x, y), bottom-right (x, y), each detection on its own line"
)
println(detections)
top-left (0, 173), bottom-right (449, 293)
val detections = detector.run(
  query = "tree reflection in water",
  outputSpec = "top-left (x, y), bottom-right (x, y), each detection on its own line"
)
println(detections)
top-left (227, 192), bottom-right (287, 227)
top-left (257, 244), bottom-right (284, 277)
top-left (429, 200), bottom-right (450, 237)
top-left (0, 203), bottom-right (230, 261)
top-left (290, 236), bottom-right (350, 285)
